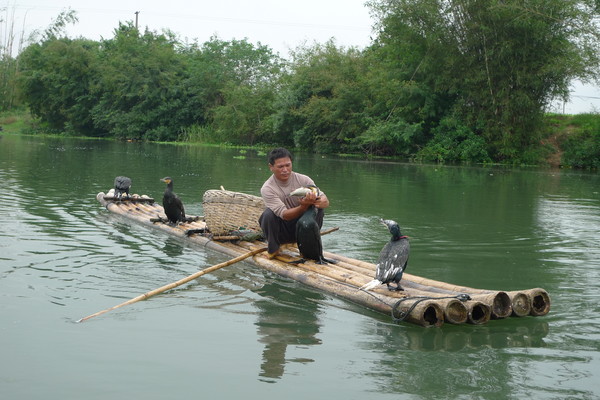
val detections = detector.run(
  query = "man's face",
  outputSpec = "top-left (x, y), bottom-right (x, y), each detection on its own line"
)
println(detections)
top-left (269, 157), bottom-right (292, 182)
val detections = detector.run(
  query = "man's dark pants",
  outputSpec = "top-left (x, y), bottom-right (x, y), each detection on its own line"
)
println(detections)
top-left (259, 208), bottom-right (324, 254)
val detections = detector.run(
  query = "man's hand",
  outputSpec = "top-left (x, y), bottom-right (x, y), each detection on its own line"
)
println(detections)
top-left (299, 190), bottom-right (318, 206)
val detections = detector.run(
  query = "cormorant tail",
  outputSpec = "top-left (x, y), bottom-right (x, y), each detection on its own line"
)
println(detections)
top-left (359, 279), bottom-right (382, 291)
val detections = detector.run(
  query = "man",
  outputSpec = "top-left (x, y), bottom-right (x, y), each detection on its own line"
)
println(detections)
top-left (259, 148), bottom-right (329, 259)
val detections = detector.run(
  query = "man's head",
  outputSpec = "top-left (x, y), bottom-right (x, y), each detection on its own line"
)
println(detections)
top-left (268, 148), bottom-right (293, 182)
top-left (267, 148), bottom-right (293, 165)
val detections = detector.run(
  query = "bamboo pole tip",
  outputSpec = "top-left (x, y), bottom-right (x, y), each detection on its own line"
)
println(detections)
top-left (422, 303), bottom-right (444, 327)
top-left (490, 291), bottom-right (512, 319)
top-left (510, 292), bottom-right (532, 317)
top-left (528, 288), bottom-right (551, 316)
top-left (444, 299), bottom-right (468, 325)
top-left (467, 302), bottom-right (491, 325)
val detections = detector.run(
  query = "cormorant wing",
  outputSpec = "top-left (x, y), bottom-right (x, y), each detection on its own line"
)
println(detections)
top-left (375, 239), bottom-right (410, 283)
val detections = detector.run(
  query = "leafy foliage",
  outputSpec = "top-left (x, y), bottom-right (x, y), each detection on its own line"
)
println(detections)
top-left (416, 117), bottom-right (491, 163)
top-left (8, 3), bottom-right (600, 168)
top-left (561, 114), bottom-right (600, 169)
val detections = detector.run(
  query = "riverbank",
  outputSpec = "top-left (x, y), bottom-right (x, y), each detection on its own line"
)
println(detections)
top-left (1, 109), bottom-right (598, 169)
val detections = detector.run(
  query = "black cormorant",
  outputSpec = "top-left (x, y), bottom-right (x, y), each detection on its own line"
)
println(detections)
top-left (114, 176), bottom-right (132, 199)
top-left (290, 185), bottom-right (334, 264)
top-left (360, 219), bottom-right (410, 291)
top-left (160, 176), bottom-right (186, 224)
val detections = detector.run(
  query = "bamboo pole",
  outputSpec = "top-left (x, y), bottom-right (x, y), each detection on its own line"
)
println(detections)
top-left (399, 281), bottom-right (490, 324)
top-left (251, 254), bottom-right (445, 327)
top-left (77, 246), bottom-right (267, 322)
top-left (513, 288), bottom-right (551, 316)
top-left (327, 253), bottom-right (517, 318)
top-left (233, 241), bottom-right (443, 326)
top-left (506, 291), bottom-right (532, 317)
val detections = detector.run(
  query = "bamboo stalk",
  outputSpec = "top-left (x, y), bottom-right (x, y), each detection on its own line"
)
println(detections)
top-left (77, 246), bottom-right (267, 322)
top-left (251, 255), bottom-right (444, 327)
top-left (233, 241), bottom-right (443, 326)
top-left (514, 288), bottom-right (551, 316)
top-left (330, 256), bottom-right (511, 314)
top-left (506, 291), bottom-right (532, 317)
top-left (399, 281), bottom-right (489, 324)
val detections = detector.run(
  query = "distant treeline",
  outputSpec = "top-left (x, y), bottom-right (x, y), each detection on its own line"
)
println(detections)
top-left (2, 1), bottom-right (600, 167)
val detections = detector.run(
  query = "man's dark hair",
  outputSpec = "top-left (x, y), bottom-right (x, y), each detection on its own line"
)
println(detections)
top-left (268, 148), bottom-right (293, 165)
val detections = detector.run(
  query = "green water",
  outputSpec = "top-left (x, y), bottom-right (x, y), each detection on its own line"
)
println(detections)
top-left (1, 134), bottom-right (599, 399)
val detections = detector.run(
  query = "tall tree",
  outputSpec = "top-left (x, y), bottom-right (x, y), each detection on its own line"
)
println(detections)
top-left (91, 23), bottom-right (187, 140)
top-left (368, 0), bottom-right (600, 160)
top-left (274, 40), bottom-right (376, 152)
top-left (185, 37), bottom-right (283, 144)
top-left (19, 37), bottom-right (100, 133)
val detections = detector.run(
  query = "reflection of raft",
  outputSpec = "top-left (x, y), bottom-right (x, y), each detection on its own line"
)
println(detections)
top-left (96, 189), bottom-right (551, 327)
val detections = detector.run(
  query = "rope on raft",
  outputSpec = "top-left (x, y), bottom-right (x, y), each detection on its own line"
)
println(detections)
top-left (391, 293), bottom-right (472, 323)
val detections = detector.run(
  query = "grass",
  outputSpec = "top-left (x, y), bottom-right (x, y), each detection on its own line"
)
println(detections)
top-left (0, 109), bottom-right (36, 133)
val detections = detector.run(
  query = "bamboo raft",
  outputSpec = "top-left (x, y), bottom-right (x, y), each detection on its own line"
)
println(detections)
top-left (95, 189), bottom-right (550, 327)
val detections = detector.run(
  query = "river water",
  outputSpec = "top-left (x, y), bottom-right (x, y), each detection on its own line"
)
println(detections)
top-left (1, 134), bottom-right (599, 399)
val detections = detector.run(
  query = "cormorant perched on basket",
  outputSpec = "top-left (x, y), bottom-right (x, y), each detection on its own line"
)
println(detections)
top-left (290, 185), bottom-right (335, 264)
top-left (114, 176), bottom-right (132, 199)
top-left (160, 177), bottom-right (185, 224)
top-left (360, 219), bottom-right (410, 291)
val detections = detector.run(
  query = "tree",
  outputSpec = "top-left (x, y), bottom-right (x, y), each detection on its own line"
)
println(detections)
top-left (19, 38), bottom-right (101, 133)
top-left (368, 0), bottom-right (600, 160)
top-left (1, 7), bottom-right (76, 111)
top-left (273, 40), bottom-right (376, 152)
top-left (90, 23), bottom-right (187, 140)
top-left (182, 37), bottom-right (283, 144)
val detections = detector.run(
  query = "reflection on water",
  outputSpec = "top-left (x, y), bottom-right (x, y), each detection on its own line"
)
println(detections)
top-left (357, 319), bottom-right (568, 398)
top-left (254, 282), bottom-right (323, 381)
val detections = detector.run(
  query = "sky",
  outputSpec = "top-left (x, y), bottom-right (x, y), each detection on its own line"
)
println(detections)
top-left (2, 0), bottom-right (599, 114)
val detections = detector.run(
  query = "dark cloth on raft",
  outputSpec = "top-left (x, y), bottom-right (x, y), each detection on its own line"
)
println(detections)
top-left (259, 207), bottom-right (325, 254)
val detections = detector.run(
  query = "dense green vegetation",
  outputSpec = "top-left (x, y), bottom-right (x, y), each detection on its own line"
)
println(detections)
top-left (1, 2), bottom-right (599, 168)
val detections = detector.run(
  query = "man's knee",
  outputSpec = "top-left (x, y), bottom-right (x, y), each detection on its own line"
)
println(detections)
top-left (259, 208), bottom-right (277, 228)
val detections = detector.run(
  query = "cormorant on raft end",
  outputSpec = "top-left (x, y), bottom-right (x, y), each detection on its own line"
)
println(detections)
top-left (360, 218), bottom-right (410, 292)
top-left (114, 176), bottom-right (132, 199)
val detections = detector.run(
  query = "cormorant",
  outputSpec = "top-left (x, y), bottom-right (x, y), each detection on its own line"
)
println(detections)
top-left (360, 219), bottom-right (410, 291)
top-left (290, 185), bottom-right (334, 264)
top-left (160, 176), bottom-right (186, 224)
top-left (114, 176), bottom-right (132, 199)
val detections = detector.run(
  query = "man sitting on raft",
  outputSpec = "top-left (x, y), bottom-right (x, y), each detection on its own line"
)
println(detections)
top-left (259, 147), bottom-right (330, 259)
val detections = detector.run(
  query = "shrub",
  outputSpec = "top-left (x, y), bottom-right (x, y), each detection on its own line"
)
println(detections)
top-left (417, 117), bottom-right (491, 163)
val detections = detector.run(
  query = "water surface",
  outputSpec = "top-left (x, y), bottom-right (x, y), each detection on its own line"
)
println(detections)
top-left (1, 134), bottom-right (599, 399)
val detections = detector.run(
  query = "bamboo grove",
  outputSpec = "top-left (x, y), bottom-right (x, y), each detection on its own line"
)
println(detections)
top-left (2, 1), bottom-right (600, 165)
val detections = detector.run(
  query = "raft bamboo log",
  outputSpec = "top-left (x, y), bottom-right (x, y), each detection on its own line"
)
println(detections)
top-left (250, 254), bottom-right (444, 327)
top-left (325, 251), bottom-right (512, 319)
top-left (402, 272), bottom-right (550, 317)
top-left (510, 288), bottom-right (551, 316)
top-left (506, 291), bottom-right (532, 317)
top-left (329, 250), bottom-right (520, 319)
top-left (95, 191), bottom-right (550, 326)
top-left (77, 246), bottom-right (267, 322)
top-left (210, 241), bottom-right (444, 327)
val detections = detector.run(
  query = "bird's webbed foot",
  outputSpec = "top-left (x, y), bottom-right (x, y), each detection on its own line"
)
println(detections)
top-left (387, 283), bottom-right (404, 291)
top-left (150, 215), bottom-right (168, 224)
top-left (289, 258), bottom-right (306, 264)
top-left (316, 257), bottom-right (336, 265)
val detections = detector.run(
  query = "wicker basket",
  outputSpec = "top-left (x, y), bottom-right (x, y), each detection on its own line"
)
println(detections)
top-left (202, 189), bottom-right (265, 235)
